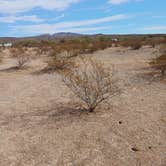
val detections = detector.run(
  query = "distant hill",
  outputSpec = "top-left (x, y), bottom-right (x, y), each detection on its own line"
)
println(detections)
top-left (0, 32), bottom-right (83, 43)
top-left (0, 32), bottom-right (165, 43)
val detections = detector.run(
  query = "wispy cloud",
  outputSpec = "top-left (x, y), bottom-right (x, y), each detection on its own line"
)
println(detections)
top-left (143, 26), bottom-right (166, 31)
top-left (0, 15), bottom-right (43, 23)
top-left (108, 0), bottom-right (129, 4)
top-left (11, 14), bottom-right (128, 34)
top-left (53, 14), bottom-right (128, 28)
top-left (108, 0), bottom-right (143, 5)
top-left (54, 26), bottom-right (113, 34)
top-left (0, 0), bottom-right (80, 14)
top-left (0, 13), bottom-right (65, 23)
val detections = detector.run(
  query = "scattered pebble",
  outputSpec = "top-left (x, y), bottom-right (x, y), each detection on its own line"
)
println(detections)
top-left (131, 147), bottom-right (139, 152)
top-left (148, 146), bottom-right (152, 149)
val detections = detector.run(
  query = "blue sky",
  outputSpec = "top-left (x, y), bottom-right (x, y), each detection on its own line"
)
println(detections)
top-left (0, 0), bottom-right (166, 37)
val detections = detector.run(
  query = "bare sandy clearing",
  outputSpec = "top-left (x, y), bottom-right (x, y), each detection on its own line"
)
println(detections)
top-left (0, 47), bottom-right (165, 166)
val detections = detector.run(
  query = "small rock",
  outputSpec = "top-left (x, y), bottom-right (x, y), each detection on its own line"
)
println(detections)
top-left (131, 147), bottom-right (139, 152)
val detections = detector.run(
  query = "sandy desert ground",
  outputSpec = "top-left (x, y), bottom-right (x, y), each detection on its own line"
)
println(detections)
top-left (0, 46), bottom-right (165, 166)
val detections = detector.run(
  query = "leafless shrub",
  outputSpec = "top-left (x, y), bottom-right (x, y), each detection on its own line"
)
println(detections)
top-left (150, 55), bottom-right (166, 77)
top-left (150, 44), bottom-right (166, 77)
top-left (47, 51), bottom-right (76, 73)
top-left (0, 49), bottom-right (3, 63)
top-left (120, 39), bottom-right (142, 50)
top-left (10, 47), bottom-right (30, 69)
top-left (130, 42), bottom-right (142, 50)
top-left (159, 44), bottom-right (166, 55)
top-left (63, 58), bottom-right (119, 112)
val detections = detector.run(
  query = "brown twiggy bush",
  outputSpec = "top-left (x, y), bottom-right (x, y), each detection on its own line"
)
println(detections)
top-left (63, 58), bottom-right (119, 112)
top-left (120, 39), bottom-right (142, 50)
top-left (0, 49), bottom-right (3, 63)
top-left (10, 47), bottom-right (30, 69)
top-left (47, 50), bottom-right (76, 72)
top-left (150, 44), bottom-right (166, 77)
top-left (159, 44), bottom-right (166, 55)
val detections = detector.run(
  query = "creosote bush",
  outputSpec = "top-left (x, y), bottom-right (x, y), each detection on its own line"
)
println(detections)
top-left (10, 47), bottom-right (30, 69)
top-left (63, 58), bottom-right (119, 112)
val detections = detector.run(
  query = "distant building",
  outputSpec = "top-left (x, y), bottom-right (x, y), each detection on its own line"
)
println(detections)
top-left (112, 38), bottom-right (118, 42)
top-left (0, 43), bottom-right (13, 47)
top-left (4, 43), bottom-right (13, 47)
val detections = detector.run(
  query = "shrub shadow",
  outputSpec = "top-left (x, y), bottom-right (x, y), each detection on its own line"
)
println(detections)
top-left (0, 103), bottom-right (89, 129)
top-left (0, 66), bottom-right (29, 73)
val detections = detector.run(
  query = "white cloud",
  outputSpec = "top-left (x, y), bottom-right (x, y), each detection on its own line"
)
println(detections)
top-left (0, 14), bottom-right (65, 23)
top-left (108, 0), bottom-right (129, 4)
top-left (108, 0), bottom-right (143, 5)
top-left (56, 26), bottom-right (113, 34)
top-left (0, 15), bottom-right (43, 23)
top-left (0, 0), bottom-right (80, 14)
top-left (11, 14), bottom-right (128, 34)
top-left (143, 26), bottom-right (166, 31)
top-left (12, 25), bottom-right (113, 35)
top-left (53, 14), bottom-right (127, 28)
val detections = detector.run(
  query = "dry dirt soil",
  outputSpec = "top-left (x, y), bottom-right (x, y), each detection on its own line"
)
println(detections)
top-left (0, 46), bottom-right (165, 166)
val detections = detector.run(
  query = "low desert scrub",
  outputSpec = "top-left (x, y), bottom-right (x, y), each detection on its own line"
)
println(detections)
top-left (0, 49), bottom-right (3, 63)
top-left (120, 39), bottom-right (142, 50)
top-left (10, 47), bottom-right (30, 69)
top-left (63, 58), bottom-right (119, 112)
top-left (15, 37), bottom-right (112, 56)
top-left (0, 56), bottom-right (2, 63)
top-left (150, 45), bottom-right (166, 77)
top-left (159, 44), bottom-right (166, 55)
top-left (130, 42), bottom-right (142, 50)
top-left (47, 51), bottom-right (76, 73)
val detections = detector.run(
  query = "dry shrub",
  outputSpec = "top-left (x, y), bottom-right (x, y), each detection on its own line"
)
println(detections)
top-left (150, 55), bottom-right (166, 77)
top-left (150, 44), bottom-right (166, 77)
top-left (130, 42), bottom-right (142, 50)
top-left (63, 58), bottom-right (119, 112)
top-left (47, 51), bottom-right (76, 72)
top-left (120, 39), bottom-right (142, 50)
top-left (0, 49), bottom-right (3, 63)
top-left (46, 38), bottom-right (111, 56)
top-left (159, 44), bottom-right (166, 55)
top-left (10, 47), bottom-right (30, 69)
top-left (36, 46), bottom-right (53, 55)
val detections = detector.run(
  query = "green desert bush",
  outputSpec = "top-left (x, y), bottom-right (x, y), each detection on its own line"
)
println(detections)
top-left (63, 58), bottom-right (119, 112)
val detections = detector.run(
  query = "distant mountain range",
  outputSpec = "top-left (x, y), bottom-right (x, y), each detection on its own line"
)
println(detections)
top-left (0, 32), bottom-right (84, 43)
top-left (0, 32), bottom-right (165, 43)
